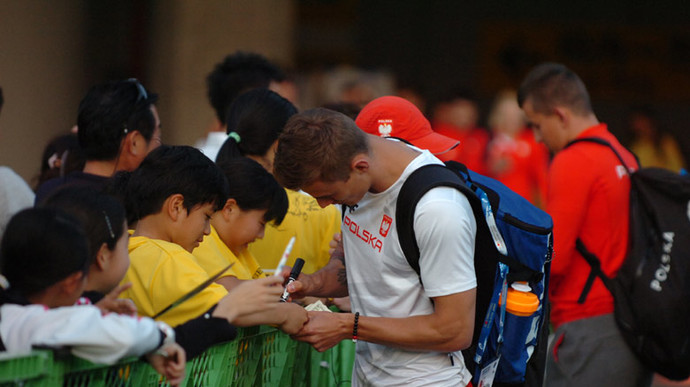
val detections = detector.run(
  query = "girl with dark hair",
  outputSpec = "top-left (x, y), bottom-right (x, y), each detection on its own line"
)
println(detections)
top-left (41, 185), bottom-right (288, 360)
top-left (193, 157), bottom-right (289, 289)
top-left (41, 186), bottom-right (134, 314)
top-left (215, 89), bottom-right (342, 276)
top-left (0, 208), bottom-right (185, 385)
top-left (216, 88), bottom-right (297, 168)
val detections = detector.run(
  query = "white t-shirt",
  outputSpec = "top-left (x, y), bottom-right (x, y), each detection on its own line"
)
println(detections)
top-left (195, 131), bottom-right (227, 161)
top-left (0, 167), bottom-right (34, 241)
top-left (0, 303), bottom-right (163, 364)
top-left (342, 149), bottom-right (477, 386)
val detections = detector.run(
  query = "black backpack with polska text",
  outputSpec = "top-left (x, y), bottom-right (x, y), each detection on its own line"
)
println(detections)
top-left (568, 137), bottom-right (690, 381)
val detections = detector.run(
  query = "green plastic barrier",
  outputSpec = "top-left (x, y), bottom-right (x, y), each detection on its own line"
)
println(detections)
top-left (309, 339), bottom-right (355, 386)
top-left (0, 326), bottom-right (356, 387)
top-left (0, 350), bottom-right (63, 386)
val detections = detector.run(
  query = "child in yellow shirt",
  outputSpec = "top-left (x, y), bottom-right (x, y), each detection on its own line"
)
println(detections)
top-left (113, 145), bottom-right (307, 333)
top-left (193, 157), bottom-right (288, 289)
top-left (215, 89), bottom-right (342, 274)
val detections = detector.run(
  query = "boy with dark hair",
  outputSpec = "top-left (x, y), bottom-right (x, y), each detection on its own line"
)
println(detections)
top-left (207, 51), bottom-right (285, 125)
top-left (518, 62), bottom-right (652, 386)
top-left (199, 51), bottom-right (286, 160)
top-left (35, 79), bottom-right (162, 204)
top-left (275, 108), bottom-right (477, 386)
top-left (116, 145), bottom-right (307, 333)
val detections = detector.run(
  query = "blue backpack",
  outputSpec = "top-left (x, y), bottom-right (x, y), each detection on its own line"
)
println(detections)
top-left (396, 161), bottom-right (553, 386)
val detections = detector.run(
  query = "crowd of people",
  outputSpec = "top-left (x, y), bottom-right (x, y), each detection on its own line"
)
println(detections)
top-left (0, 51), bottom-right (686, 386)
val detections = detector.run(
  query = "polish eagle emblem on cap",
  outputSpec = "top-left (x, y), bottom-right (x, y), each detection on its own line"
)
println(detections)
top-left (377, 119), bottom-right (393, 137)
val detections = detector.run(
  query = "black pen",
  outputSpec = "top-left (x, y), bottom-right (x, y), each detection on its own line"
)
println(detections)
top-left (280, 258), bottom-right (305, 302)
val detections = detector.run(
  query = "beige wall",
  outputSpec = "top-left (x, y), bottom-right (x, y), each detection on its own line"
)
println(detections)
top-left (149, 0), bottom-right (295, 148)
top-left (0, 0), bottom-right (295, 183)
top-left (0, 1), bottom-right (86, 185)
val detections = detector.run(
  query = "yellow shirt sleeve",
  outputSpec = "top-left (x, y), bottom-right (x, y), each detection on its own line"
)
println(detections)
top-left (121, 236), bottom-right (227, 327)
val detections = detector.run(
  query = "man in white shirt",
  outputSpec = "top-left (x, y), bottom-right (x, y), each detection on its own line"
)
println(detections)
top-left (274, 107), bottom-right (477, 386)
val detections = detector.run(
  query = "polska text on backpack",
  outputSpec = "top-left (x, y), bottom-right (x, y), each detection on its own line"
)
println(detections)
top-left (569, 137), bottom-right (690, 381)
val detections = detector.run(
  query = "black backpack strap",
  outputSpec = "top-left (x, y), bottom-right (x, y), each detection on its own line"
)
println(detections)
top-left (575, 238), bottom-right (614, 303)
top-left (566, 137), bottom-right (640, 173)
top-left (396, 163), bottom-right (480, 277)
top-left (397, 162), bottom-right (538, 280)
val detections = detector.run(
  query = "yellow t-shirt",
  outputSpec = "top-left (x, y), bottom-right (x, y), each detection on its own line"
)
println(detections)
top-left (193, 225), bottom-right (266, 280)
top-left (249, 189), bottom-right (341, 274)
top-left (630, 135), bottom-right (686, 173)
top-left (121, 236), bottom-right (227, 327)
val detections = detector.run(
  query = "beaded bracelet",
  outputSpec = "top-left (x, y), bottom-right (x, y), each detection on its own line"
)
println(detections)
top-left (352, 312), bottom-right (360, 343)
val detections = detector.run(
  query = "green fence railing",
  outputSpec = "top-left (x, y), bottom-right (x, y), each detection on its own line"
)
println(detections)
top-left (0, 325), bottom-right (355, 387)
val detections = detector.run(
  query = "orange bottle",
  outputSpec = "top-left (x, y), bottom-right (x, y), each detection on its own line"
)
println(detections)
top-left (505, 282), bottom-right (539, 317)
top-left (499, 281), bottom-right (541, 380)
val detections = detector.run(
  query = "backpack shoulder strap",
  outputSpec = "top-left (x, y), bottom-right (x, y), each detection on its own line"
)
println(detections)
top-left (566, 137), bottom-right (639, 173)
top-left (396, 163), bottom-right (481, 276)
top-left (575, 238), bottom-right (615, 303)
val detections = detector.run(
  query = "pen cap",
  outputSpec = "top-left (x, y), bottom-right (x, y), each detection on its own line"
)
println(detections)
top-left (290, 258), bottom-right (305, 277)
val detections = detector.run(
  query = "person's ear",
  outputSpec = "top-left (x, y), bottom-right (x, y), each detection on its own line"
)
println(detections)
top-left (61, 271), bottom-right (85, 297)
top-left (128, 131), bottom-right (148, 157)
top-left (165, 194), bottom-right (186, 221)
top-left (120, 131), bottom-right (135, 155)
top-left (553, 106), bottom-right (569, 127)
top-left (95, 243), bottom-right (110, 271)
top-left (118, 131), bottom-right (145, 170)
top-left (351, 154), bottom-right (370, 174)
top-left (221, 198), bottom-right (238, 221)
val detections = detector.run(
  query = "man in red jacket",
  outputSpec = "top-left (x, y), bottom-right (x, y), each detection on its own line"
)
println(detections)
top-left (518, 63), bottom-right (652, 386)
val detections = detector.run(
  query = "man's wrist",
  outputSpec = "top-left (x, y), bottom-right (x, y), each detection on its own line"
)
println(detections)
top-left (301, 272), bottom-right (319, 296)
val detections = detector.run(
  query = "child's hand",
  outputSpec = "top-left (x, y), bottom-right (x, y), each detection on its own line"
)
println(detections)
top-left (328, 233), bottom-right (344, 261)
top-left (331, 296), bottom-right (351, 312)
top-left (213, 276), bottom-right (283, 323)
top-left (277, 303), bottom-right (309, 335)
top-left (146, 343), bottom-right (186, 386)
top-left (95, 283), bottom-right (137, 316)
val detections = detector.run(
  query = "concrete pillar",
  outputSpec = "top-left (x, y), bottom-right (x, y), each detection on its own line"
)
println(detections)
top-left (0, 1), bottom-right (85, 183)
top-left (148, 0), bottom-right (296, 148)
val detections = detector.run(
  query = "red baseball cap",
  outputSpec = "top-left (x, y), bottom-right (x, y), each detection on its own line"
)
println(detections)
top-left (355, 96), bottom-right (459, 155)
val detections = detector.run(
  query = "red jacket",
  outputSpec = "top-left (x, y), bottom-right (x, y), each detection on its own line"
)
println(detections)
top-left (547, 124), bottom-right (637, 328)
